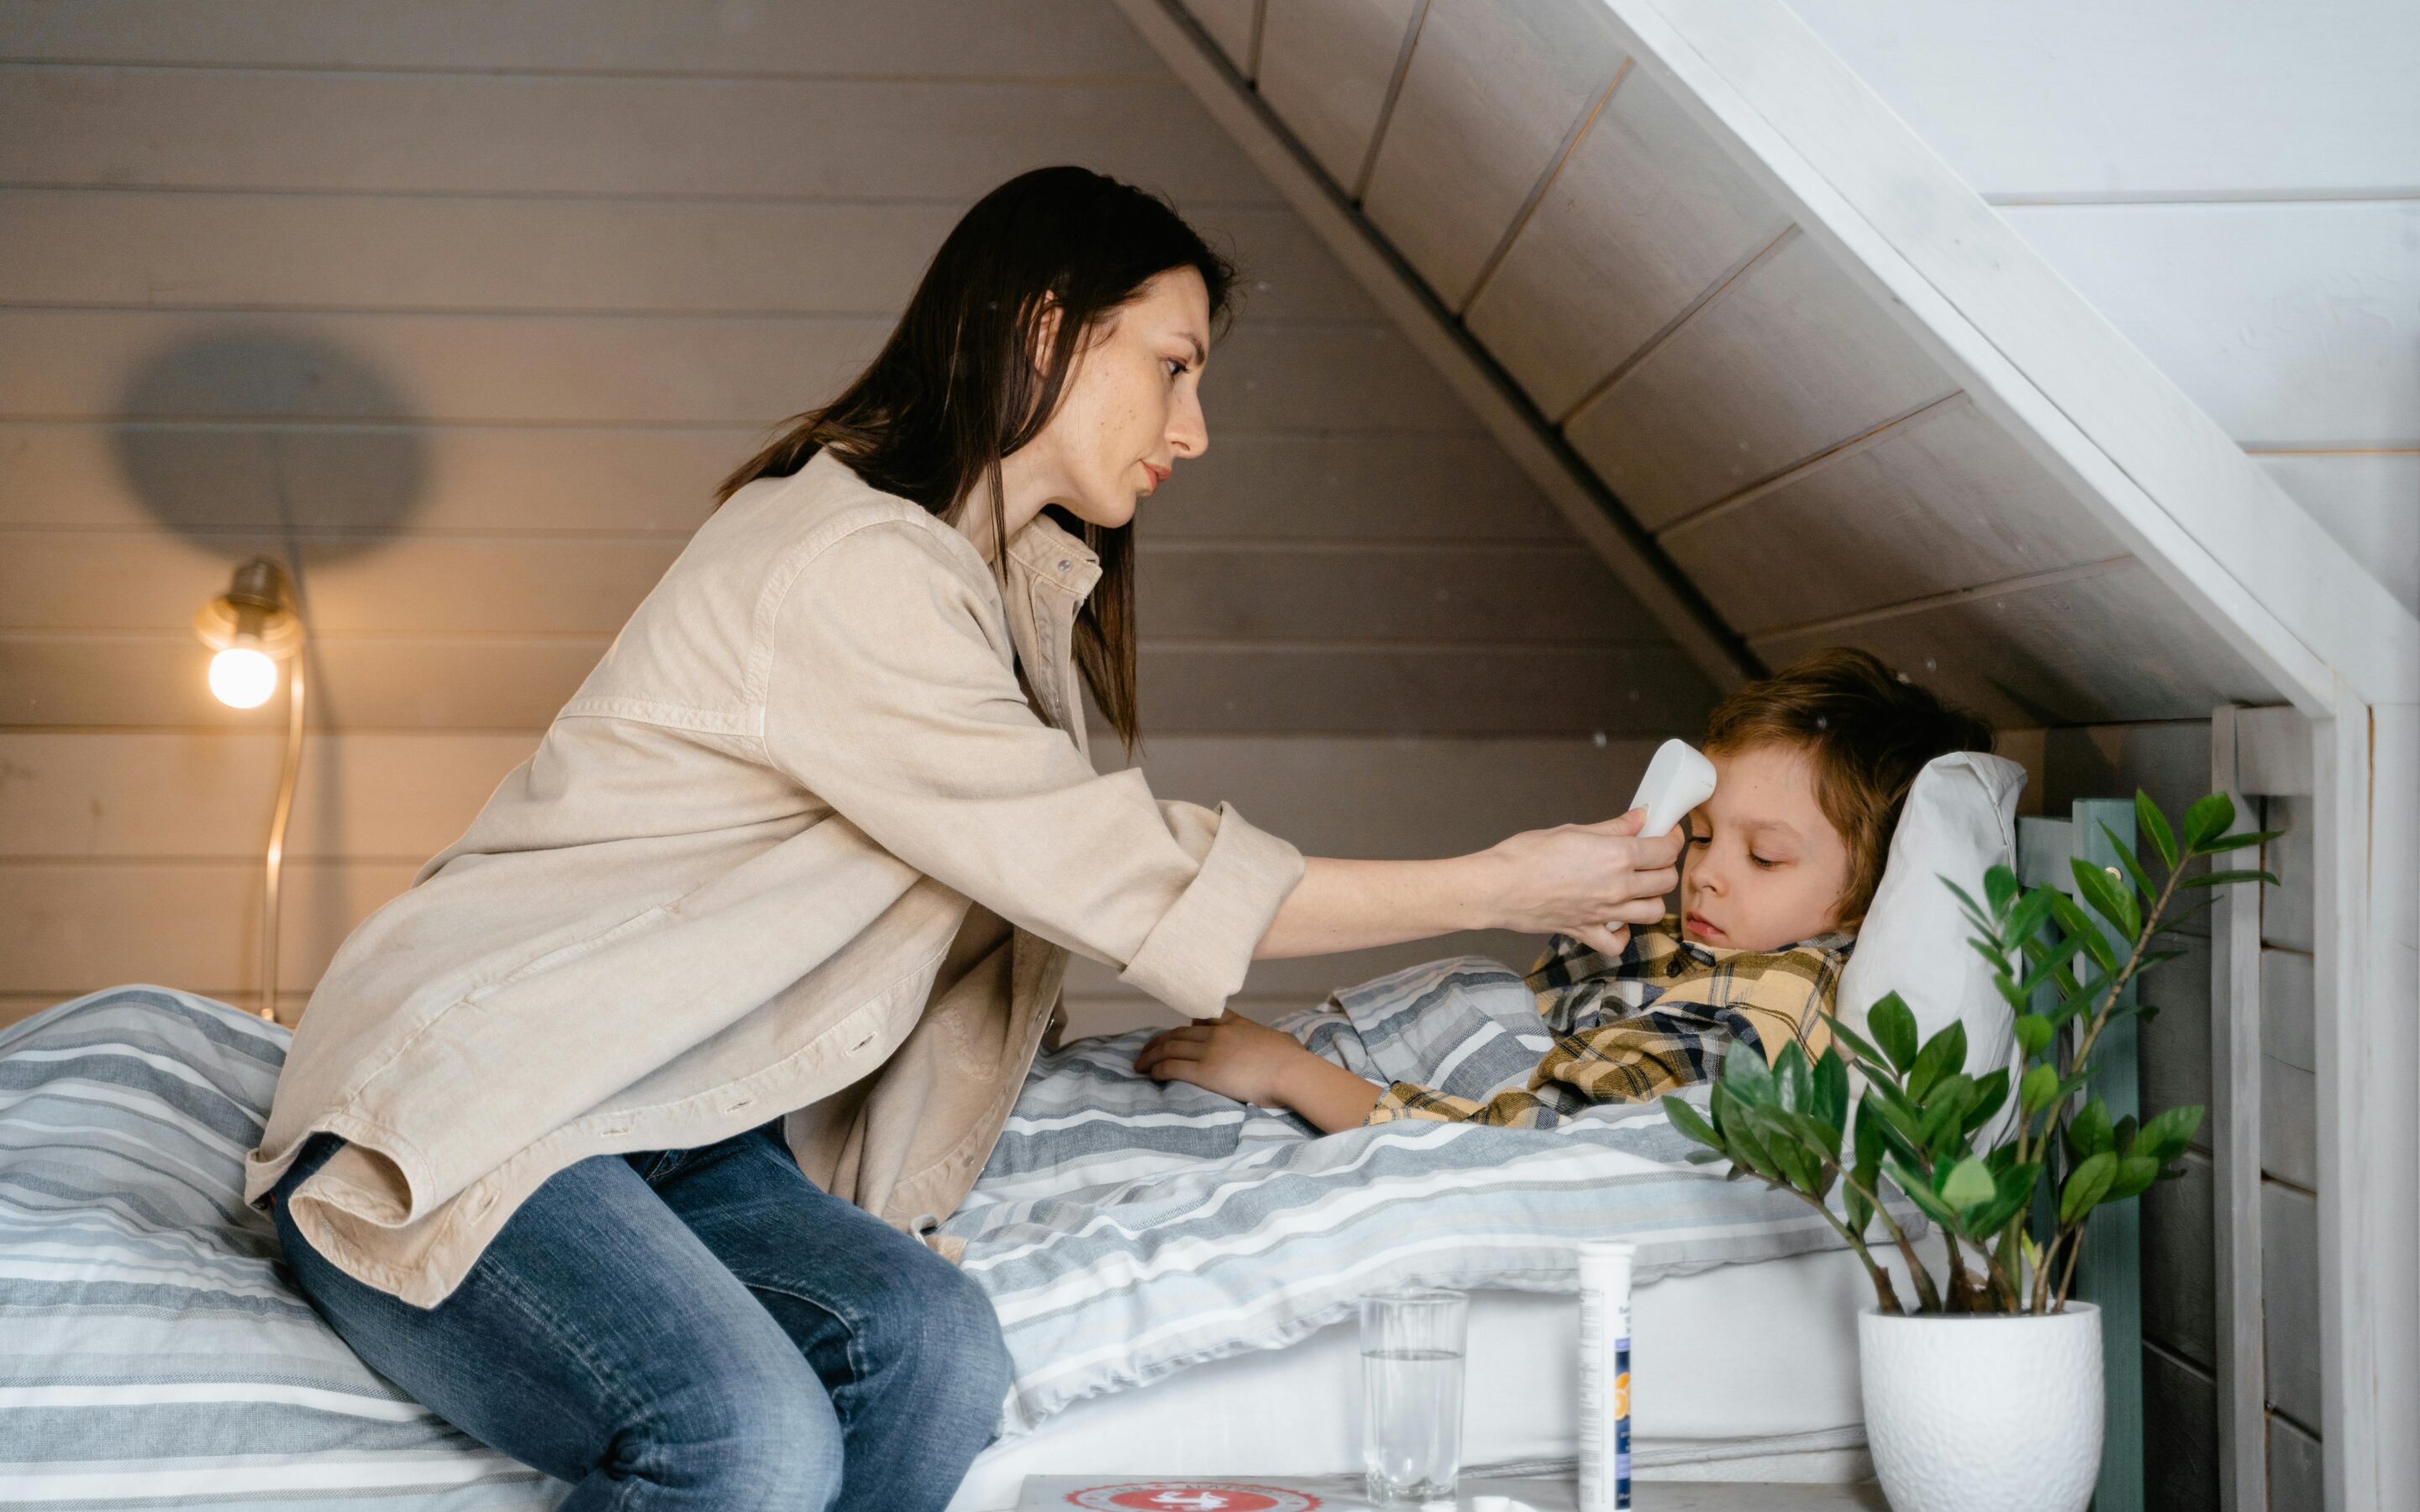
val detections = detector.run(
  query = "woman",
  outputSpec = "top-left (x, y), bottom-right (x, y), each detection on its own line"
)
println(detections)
top-left (248, 167), bottom-right (1681, 1512)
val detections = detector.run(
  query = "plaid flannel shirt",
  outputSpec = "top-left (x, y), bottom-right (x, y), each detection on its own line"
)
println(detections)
top-left (1363, 915), bottom-right (1854, 1128)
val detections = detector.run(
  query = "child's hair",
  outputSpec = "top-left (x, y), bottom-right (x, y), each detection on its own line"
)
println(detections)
top-left (1702, 647), bottom-right (1993, 927)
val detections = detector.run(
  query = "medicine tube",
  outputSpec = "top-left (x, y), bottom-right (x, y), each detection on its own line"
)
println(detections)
top-left (1577, 1239), bottom-right (1636, 1512)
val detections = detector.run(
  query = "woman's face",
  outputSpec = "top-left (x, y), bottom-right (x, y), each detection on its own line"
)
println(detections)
top-left (1680, 742), bottom-right (1855, 953)
top-left (1025, 267), bottom-right (1213, 530)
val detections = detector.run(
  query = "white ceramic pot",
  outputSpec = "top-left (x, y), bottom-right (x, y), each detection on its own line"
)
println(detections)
top-left (1857, 1302), bottom-right (2102, 1512)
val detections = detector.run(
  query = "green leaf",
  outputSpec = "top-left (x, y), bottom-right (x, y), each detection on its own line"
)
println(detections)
top-left (1661, 1095), bottom-right (1723, 1152)
top-left (1941, 1154), bottom-right (1996, 1211)
top-left (1867, 993), bottom-right (1919, 1075)
top-left (1771, 1041), bottom-right (1811, 1113)
top-left (1963, 1161), bottom-right (2043, 1240)
top-left (1844, 1179), bottom-right (1874, 1239)
top-left (1825, 1016), bottom-right (1887, 1070)
top-left (1961, 1069), bottom-right (2011, 1135)
top-left (1853, 1100), bottom-right (1888, 1171)
top-left (2133, 1105), bottom-right (2206, 1164)
top-left (2017, 934), bottom-right (2090, 1000)
top-left (2066, 1097), bottom-right (2115, 1159)
top-left (2136, 791), bottom-right (2179, 870)
top-left (1939, 875), bottom-right (1989, 928)
top-left (1917, 1073), bottom-right (1975, 1155)
top-left (1811, 1047), bottom-right (1849, 1130)
top-left (1983, 864), bottom-right (2020, 918)
top-left (2060, 1151), bottom-right (2118, 1225)
top-left (2007, 888), bottom-right (2057, 948)
top-left (1723, 1036), bottom-right (1775, 1104)
top-left (2103, 822), bottom-right (2160, 904)
top-left (2013, 1013), bottom-right (2054, 1059)
top-left (2181, 869), bottom-right (2281, 891)
top-left (2198, 828), bottom-right (2283, 856)
top-left (2181, 792), bottom-right (2235, 852)
top-left (1907, 1021), bottom-right (1969, 1105)
top-left (2107, 1154), bottom-right (2163, 1202)
top-left (2050, 894), bottom-right (2122, 974)
top-left (1883, 1158), bottom-right (1960, 1229)
top-left (2072, 856), bottom-right (2141, 939)
top-left (2020, 1064), bottom-right (2061, 1113)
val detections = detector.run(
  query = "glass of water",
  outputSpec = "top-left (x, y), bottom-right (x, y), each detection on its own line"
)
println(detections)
top-left (1360, 1287), bottom-right (1468, 1504)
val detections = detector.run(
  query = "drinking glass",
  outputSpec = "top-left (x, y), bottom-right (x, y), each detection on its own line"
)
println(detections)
top-left (1359, 1287), bottom-right (1468, 1504)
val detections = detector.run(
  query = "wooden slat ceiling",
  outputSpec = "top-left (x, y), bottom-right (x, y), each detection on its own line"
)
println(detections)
top-left (1175, 0), bottom-right (2282, 726)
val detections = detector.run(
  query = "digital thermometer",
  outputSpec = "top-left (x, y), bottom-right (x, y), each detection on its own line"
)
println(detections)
top-left (1625, 738), bottom-right (1717, 838)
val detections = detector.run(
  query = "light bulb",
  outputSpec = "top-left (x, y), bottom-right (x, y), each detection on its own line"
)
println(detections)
top-left (208, 645), bottom-right (280, 708)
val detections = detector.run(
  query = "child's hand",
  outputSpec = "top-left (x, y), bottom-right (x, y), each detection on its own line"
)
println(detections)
top-left (1134, 1011), bottom-right (1319, 1109)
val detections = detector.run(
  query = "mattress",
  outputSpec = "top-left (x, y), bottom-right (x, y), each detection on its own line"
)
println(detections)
top-left (949, 1246), bottom-right (1881, 1511)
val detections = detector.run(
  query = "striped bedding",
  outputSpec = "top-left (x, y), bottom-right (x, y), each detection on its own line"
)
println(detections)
top-left (943, 953), bottom-right (1882, 1433)
top-left (0, 986), bottom-right (557, 1508)
top-left (0, 969), bottom-right (1876, 1496)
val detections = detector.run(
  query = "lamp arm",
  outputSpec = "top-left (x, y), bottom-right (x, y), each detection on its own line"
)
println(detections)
top-left (260, 649), bottom-right (306, 1022)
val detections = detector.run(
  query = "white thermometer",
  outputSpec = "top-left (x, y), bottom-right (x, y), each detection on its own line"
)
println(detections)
top-left (1625, 738), bottom-right (1717, 838)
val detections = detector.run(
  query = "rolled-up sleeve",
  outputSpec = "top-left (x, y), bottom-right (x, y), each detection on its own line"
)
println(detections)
top-left (761, 521), bottom-right (1304, 1020)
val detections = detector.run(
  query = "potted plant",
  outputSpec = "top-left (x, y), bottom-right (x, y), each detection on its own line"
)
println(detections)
top-left (1661, 792), bottom-right (2275, 1512)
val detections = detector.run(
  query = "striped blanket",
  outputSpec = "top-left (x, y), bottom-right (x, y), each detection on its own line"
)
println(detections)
top-left (943, 953), bottom-right (1881, 1432)
top-left (1, 972), bottom-right (1880, 1497)
top-left (0, 987), bottom-right (555, 1508)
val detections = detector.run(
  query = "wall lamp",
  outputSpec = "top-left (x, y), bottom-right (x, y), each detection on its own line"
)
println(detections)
top-left (194, 558), bottom-right (307, 1022)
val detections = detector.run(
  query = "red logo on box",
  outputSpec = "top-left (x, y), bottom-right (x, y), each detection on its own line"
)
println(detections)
top-left (1062, 1483), bottom-right (1319, 1512)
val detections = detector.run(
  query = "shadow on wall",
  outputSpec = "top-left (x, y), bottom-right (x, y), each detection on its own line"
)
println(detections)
top-left (111, 330), bottom-right (431, 564)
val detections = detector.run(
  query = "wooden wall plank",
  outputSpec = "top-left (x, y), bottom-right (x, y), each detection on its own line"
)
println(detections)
top-left (2269, 1413), bottom-right (2326, 1512)
top-left (0, 66), bottom-right (1276, 202)
top-left (0, 310), bottom-right (1474, 434)
top-left (2260, 948), bottom-right (2319, 1189)
top-left (1465, 63), bottom-right (1786, 420)
top-left (1177, 0), bottom-right (1261, 76)
top-left (2261, 797), bottom-right (2315, 952)
top-left (0, 633), bottom-right (604, 730)
top-left (2255, 453), bottom-right (2418, 618)
top-left (0, 423), bottom-right (1571, 541)
top-left (1253, 0), bottom-right (1418, 189)
top-left (0, 190), bottom-right (1374, 327)
top-left (1358, 0), bottom-right (1623, 307)
top-left (1562, 230), bottom-right (1958, 529)
top-left (1137, 644), bottom-right (1713, 736)
top-left (0, 0), bottom-right (1164, 76)
top-left (1660, 396), bottom-right (2129, 636)
top-left (0, 633), bottom-right (1709, 737)
top-left (0, 731), bottom-right (533, 859)
top-left (1134, 544), bottom-right (1660, 644)
top-left (2140, 930), bottom-right (2214, 1152)
top-left (2143, 1343), bottom-right (2222, 1512)
top-left (2144, 1149), bottom-right (2218, 1370)
top-left (1752, 564), bottom-right (2277, 728)
top-left (0, 858), bottom-right (418, 994)
top-left (2261, 1180), bottom-right (2324, 1434)
top-left (1777, 0), bottom-right (2420, 199)
top-left (0, 533), bottom-right (1645, 644)
top-left (1997, 202), bottom-right (2420, 452)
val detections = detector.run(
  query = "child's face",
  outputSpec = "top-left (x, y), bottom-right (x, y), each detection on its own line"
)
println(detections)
top-left (1681, 742), bottom-right (1854, 952)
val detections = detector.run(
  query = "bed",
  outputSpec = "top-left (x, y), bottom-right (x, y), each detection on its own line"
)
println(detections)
top-left (0, 762), bottom-right (2142, 1510)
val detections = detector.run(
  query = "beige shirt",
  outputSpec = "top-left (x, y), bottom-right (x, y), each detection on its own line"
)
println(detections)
top-left (245, 449), bottom-right (1306, 1306)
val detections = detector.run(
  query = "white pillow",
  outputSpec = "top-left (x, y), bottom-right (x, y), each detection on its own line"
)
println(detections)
top-left (1833, 751), bottom-right (2028, 1120)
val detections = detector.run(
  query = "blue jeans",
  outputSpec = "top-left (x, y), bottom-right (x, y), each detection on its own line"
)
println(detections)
top-left (269, 1121), bottom-right (1012, 1511)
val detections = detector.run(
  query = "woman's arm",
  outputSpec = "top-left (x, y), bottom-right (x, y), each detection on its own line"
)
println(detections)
top-left (1255, 811), bottom-right (1682, 960)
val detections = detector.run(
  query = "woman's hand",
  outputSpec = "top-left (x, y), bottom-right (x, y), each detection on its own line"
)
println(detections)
top-left (1474, 808), bottom-right (1682, 956)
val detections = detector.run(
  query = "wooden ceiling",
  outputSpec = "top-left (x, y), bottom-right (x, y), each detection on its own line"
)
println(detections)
top-left (1160, 0), bottom-right (2299, 727)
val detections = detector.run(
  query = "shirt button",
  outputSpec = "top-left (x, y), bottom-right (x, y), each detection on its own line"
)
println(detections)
top-left (1057, 559), bottom-right (1071, 570)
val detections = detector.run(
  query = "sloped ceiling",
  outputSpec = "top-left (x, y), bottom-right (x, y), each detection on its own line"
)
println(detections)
top-left (1145, 0), bottom-right (2312, 729)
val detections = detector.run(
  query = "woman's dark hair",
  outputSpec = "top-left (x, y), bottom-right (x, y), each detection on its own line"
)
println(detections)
top-left (714, 165), bottom-right (1237, 749)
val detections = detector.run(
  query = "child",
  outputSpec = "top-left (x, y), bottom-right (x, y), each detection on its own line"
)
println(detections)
top-left (1134, 647), bottom-right (1993, 1132)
